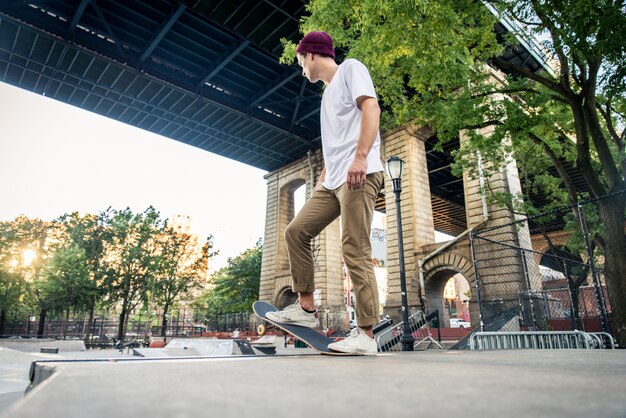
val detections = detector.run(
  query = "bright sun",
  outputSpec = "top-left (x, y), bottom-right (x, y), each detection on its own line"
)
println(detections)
top-left (22, 249), bottom-right (36, 266)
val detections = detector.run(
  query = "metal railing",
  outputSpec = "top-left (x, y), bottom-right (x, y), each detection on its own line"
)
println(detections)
top-left (590, 332), bottom-right (616, 349)
top-left (376, 310), bottom-right (444, 352)
top-left (468, 330), bottom-right (615, 350)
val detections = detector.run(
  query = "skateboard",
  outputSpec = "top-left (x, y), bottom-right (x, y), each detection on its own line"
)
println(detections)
top-left (253, 301), bottom-right (354, 355)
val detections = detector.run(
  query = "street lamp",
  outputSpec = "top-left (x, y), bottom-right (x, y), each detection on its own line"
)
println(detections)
top-left (386, 156), bottom-right (415, 351)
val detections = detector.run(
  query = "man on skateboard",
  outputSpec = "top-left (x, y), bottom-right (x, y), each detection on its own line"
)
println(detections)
top-left (266, 31), bottom-right (384, 356)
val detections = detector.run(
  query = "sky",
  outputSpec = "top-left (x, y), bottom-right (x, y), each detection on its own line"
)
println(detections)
top-left (0, 81), bottom-right (276, 271)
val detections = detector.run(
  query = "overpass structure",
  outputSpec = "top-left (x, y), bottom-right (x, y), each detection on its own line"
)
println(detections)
top-left (0, 1), bottom-right (583, 330)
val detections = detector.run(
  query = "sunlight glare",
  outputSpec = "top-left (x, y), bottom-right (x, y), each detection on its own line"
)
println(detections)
top-left (22, 249), bottom-right (36, 266)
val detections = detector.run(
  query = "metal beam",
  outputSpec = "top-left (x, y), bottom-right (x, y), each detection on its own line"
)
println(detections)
top-left (248, 70), bottom-right (299, 108)
top-left (197, 40), bottom-right (250, 87)
top-left (65, 0), bottom-right (89, 38)
top-left (296, 103), bottom-right (320, 124)
top-left (261, 0), bottom-right (299, 23)
top-left (431, 192), bottom-right (465, 210)
top-left (290, 78), bottom-right (307, 131)
top-left (89, 0), bottom-right (127, 62)
top-left (428, 163), bottom-right (453, 174)
top-left (139, 3), bottom-right (186, 64)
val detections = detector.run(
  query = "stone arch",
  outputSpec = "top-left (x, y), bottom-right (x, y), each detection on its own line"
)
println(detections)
top-left (275, 287), bottom-right (298, 309)
top-left (277, 178), bottom-right (306, 271)
top-left (273, 275), bottom-right (298, 309)
top-left (422, 253), bottom-right (477, 326)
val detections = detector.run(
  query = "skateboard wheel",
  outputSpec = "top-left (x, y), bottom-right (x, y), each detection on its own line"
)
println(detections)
top-left (257, 324), bottom-right (267, 336)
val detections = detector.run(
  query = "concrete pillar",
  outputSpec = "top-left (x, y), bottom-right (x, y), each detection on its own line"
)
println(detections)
top-left (462, 129), bottom-right (541, 327)
top-left (383, 125), bottom-right (436, 320)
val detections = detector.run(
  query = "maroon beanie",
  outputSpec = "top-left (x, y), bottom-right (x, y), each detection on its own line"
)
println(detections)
top-left (296, 31), bottom-right (335, 59)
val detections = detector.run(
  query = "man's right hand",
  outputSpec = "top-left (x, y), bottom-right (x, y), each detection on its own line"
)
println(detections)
top-left (315, 168), bottom-right (326, 191)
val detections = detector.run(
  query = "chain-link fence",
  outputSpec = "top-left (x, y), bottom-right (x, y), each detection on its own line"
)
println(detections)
top-left (470, 191), bottom-right (624, 335)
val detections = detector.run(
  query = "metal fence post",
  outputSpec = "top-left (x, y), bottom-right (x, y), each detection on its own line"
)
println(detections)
top-left (519, 244), bottom-right (538, 329)
top-left (470, 229), bottom-right (485, 331)
top-left (577, 202), bottom-right (610, 334)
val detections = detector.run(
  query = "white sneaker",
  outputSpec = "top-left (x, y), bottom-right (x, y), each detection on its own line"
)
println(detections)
top-left (265, 303), bottom-right (318, 328)
top-left (328, 327), bottom-right (378, 355)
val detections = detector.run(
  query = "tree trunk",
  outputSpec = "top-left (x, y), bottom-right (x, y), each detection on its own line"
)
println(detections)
top-left (568, 282), bottom-right (583, 330)
top-left (62, 310), bottom-right (70, 340)
top-left (37, 308), bottom-right (47, 338)
top-left (598, 197), bottom-right (626, 346)
top-left (0, 309), bottom-right (5, 337)
top-left (84, 302), bottom-right (95, 345)
top-left (117, 307), bottom-right (127, 342)
top-left (123, 311), bottom-right (131, 339)
top-left (161, 306), bottom-right (169, 338)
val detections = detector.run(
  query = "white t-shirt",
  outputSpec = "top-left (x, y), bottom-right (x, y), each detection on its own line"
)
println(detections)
top-left (320, 58), bottom-right (384, 190)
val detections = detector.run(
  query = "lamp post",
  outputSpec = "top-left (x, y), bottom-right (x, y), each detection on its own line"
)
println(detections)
top-left (386, 156), bottom-right (415, 351)
top-left (325, 307), bottom-right (330, 337)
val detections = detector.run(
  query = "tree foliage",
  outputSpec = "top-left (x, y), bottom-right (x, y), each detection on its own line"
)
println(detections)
top-left (0, 208), bottom-right (216, 340)
top-left (151, 228), bottom-right (216, 336)
top-left (100, 207), bottom-right (163, 340)
top-left (194, 240), bottom-right (262, 316)
top-left (0, 216), bottom-right (51, 336)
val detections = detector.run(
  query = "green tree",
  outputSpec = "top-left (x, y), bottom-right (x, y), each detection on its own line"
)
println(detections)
top-left (0, 220), bottom-right (25, 335)
top-left (0, 259), bottom-right (25, 336)
top-left (55, 212), bottom-right (107, 343)
top-left (0, 216), bottom-right (51, 337)
top-left (152, 227), bottom-right (216, 337)
top-left (286, 0), bottom-right (626, 343)
top-left (192, 290), bottom-right (227, 324)
top-left (40, 244), bottom-right (92, 338)
top-left (102, 207), bottom-right (162, 341)
top-left (194, 240), bottom-right (262, 317)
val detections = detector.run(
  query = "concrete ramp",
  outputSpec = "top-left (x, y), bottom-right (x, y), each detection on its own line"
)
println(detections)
top-left (0, 347), bottom-right (62, 412)
top-left (133, 338), bottom-right (256, 357)
top-left (0, 340), bottom-right (86, 353)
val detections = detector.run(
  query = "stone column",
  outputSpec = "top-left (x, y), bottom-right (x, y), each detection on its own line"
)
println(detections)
top-left (383, 125), bottom-right (436, 320)
top-left (462, 130), bottom-right (542, 329)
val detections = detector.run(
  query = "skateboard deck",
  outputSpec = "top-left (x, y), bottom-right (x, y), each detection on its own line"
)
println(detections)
top-left (253, 301), bottom-right (353, 355)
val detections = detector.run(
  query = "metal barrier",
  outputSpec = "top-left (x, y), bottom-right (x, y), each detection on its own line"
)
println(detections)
top-left (376, 310), bottom-right (444, 352)
top-left (468, 330), bottom-right (615, 350)
top-left (590, 332), bottom-right (616, 349)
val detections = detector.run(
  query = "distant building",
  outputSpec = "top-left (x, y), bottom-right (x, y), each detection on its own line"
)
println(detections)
top-left (170, 214), bottom-right (192, 233)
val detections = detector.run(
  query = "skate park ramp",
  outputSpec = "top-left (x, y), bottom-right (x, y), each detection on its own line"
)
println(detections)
top-left (0, 340), bottom-right (86, 353)
top-left (133, 338), bottom-right (258, 357)
top-left (4, 349), bottom-right (626, 418)
top-left (0, 347), bottom-right (64, 413)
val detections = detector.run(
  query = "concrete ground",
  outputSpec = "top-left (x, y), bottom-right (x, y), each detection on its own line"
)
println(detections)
top-left (1, 345), bottom-right (625, 418)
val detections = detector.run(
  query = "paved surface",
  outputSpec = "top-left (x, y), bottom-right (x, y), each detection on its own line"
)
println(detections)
top-left (2, 346), bottom-right (625, 418)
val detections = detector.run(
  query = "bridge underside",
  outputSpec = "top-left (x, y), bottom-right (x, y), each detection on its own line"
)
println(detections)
top-left (0, 0), bottom-right (321, 171)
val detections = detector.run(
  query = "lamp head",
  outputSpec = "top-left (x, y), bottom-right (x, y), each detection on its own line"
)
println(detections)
top-left (386, 156), bottom-right (404, 180)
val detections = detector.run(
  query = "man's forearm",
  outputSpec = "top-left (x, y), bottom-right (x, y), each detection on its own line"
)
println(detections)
top-left (355, 97), bottom-right (381, 160)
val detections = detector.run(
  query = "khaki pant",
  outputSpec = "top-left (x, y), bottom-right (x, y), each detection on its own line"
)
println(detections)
top-left (284, 171), bottom-right (384, 327)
